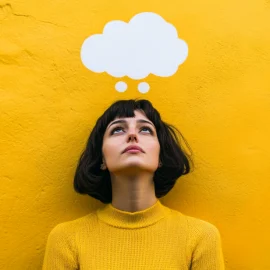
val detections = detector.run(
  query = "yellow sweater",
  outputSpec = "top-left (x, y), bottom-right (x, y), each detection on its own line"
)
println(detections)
top-left (42, 199), bottom-right (225, 269)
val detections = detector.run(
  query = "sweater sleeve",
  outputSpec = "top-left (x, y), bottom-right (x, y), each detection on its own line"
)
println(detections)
top-left (190, 220), bottom-right (225, 270)
top-left (42, 223), bottom-right (79, 270)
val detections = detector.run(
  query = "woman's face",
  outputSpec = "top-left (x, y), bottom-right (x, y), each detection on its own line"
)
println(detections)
top-left (102, 110), bottom-right (160, 174)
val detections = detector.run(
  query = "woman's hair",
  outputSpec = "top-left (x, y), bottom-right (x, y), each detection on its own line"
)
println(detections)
top-left (74, 98), bottom-right (194, 204)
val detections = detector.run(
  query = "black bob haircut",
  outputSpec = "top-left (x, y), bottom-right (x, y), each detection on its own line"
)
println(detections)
top-left (74, 99), bottom-right (194, 204)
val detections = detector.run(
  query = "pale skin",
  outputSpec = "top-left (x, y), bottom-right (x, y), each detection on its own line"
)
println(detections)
top-left (101, 110), bottom-right (162, 213)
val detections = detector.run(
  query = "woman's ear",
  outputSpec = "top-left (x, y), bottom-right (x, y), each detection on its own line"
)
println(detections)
top-left (100, 163), bottom-right (107, 170)
top-left (100, 156), bottom-right (107, 170)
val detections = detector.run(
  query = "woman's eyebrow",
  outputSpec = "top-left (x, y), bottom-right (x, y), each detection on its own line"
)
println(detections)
top-left (108, 119), bottom-right (154, 128)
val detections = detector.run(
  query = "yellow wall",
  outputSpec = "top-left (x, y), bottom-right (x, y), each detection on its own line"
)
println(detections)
top-left (1, 0), bottom-right (270, 269)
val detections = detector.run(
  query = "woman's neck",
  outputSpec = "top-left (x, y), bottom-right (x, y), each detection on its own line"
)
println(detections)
top-left (110, 172), bottom-right (157, 212)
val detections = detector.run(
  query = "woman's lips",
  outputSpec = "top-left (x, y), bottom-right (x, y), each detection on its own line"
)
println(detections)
top-left (122, 145), bottom-right (144, 153)
top-left (124, 149), bottom-right (142, 153)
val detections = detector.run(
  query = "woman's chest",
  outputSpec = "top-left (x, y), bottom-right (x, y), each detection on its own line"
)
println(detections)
top-left (77, 230), bottom-right (191, 270)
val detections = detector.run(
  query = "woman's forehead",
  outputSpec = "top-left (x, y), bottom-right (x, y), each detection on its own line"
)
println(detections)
top-left (107, 110), bottom-right (154, 128)
top-left (113, 110), bottom-right (147, 121)
top-left (115, 110), bottom-right (144, 121)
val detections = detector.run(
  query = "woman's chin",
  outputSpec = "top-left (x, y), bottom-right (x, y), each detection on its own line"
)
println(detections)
top-left (111, 163), bottom-right (156, 174)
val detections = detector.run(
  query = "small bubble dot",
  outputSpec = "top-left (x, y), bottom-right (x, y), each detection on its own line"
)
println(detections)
top-left (115, 81), bottom-right (127, 92)
top-left (138, 82), bottom-right (150, 93)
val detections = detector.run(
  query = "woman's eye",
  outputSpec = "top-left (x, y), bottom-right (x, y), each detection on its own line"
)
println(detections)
top-left (141, 126), bottom-right (152, 133)
top-left (111, 127), bottom-right (123, 134)
top-left (110, 126), bottom-right (153, 135)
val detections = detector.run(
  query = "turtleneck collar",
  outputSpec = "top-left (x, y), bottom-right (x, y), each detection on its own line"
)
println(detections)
top-left (96, 199), bottom-right (170, 229)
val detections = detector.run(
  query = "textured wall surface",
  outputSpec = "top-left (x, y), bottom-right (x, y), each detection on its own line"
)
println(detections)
top-left (1, 0), bottom-right (270, 269)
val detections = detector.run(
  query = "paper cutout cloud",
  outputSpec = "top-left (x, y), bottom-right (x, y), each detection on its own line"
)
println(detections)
top-left (81, 12), bottom-right (188, 92)
top-left (81, 12), bottom-right (188, 93)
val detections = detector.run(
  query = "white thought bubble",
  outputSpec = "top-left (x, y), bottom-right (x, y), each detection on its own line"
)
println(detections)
top-left (81, 12), bottom-right (188, 92)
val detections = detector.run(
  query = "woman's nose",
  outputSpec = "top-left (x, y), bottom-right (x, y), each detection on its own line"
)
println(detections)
top-left (127, 133), bottom-right (138, 142)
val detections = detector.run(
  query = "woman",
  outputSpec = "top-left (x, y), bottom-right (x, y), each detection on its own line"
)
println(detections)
top-left (42, 99), bottom-right (225, 269)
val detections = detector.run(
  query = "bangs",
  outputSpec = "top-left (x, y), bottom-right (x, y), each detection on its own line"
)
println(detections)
top-left (99, 99), bottom-right (162, 133)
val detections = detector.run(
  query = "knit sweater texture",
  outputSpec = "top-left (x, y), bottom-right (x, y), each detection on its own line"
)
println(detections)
top-left (42, 199), bottom-right (225, 269)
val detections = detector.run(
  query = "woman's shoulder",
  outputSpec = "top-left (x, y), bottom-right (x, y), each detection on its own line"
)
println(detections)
top-left (167, 207), bottom-right (222, 252)
top-left (46, 211), bottom-right (98, 239)
top-left (168, 207), bottom-right (221, 237)
top-left (185, 214), bottom-right (221, 238)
